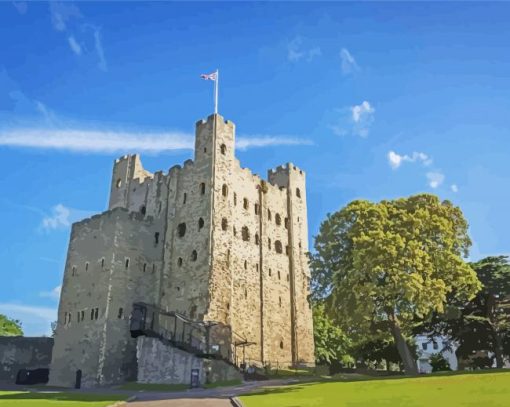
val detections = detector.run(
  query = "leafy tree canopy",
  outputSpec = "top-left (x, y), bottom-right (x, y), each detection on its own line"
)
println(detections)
top-left (313, 303), bottom-right (353, 366)
top-left (0, 314), bottom-right (23, 336)
top-left (311, 194), bottom-right (481, 374)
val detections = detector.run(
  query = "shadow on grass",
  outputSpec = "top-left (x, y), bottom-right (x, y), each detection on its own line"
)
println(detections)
top-left (117, 382), bottom-right (188, 392)
top-left (0, 391), bottom-right (127, 402)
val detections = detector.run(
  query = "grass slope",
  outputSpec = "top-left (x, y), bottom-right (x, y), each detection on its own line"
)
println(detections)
top-left (240, 371), bottom-right (510, 407)
top-left (0, 391), bottom-right (127, 407)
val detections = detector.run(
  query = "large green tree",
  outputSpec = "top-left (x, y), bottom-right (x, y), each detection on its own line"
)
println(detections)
top-left (0, 314), bottom-right (23, 336)
top-left (313, 303), bottom-right (353, 366)
top-left (420, 256), bottom-right (510, 368)
top-left (311, 194), bottom-right (481, 374)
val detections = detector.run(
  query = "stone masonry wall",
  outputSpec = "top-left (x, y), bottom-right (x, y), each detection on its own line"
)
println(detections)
top-left (0, 337), bottom-right (53, 382)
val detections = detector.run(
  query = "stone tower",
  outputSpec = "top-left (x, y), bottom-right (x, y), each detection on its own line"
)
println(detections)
top-left (49, 114), bottom-right (314, 388)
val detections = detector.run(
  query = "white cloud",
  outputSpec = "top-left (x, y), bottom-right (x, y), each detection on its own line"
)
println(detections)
top-left (350, 101), bottom-right (375, 137)
top-left (236, 136), bottom-right (313, 150)
top-left (387, 150), bottom-right (432, 170)
top-left (427, 171), bottom-right (445, 189)
top-left (39, 285), bottom-right (62, 301)
top-left (451, 184), bottom-right (459, 193)
top-left (49, 2), bottom-right (82, 32)
top-left (93, 28), bottom-right (107, 71)
top-left (351, 101), bottom-right (374, 123)
top-left (67, 36), bottom-right (82, 55)
top-left (42, 204), bottom-right (71, 230)
top-left (0, 127), bottom-right (312, 154)
top-left (0, 128), bottom-right (194, 153)
top-left (287, 37), bottom-right (321, 63)
top-left (340, 48), bottom-right (359, 75)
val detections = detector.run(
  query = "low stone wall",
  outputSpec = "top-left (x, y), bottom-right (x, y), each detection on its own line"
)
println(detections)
top-left (0, 337), bottom-right (54, 382)
top-left (136, 336), bottom-right (241, 386)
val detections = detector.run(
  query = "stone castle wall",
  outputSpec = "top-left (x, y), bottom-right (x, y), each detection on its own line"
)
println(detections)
top-left (49, 114), bottom-right (314, 388)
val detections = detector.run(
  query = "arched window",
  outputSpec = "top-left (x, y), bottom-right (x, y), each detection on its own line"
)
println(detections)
top-left (125, 258), bottom-right (130, 269)
top-left (267, 209), bottom-right (272, 220)
top-left (200, 182), bottom-right (206, 195)
top-left (198, 218), bottom-right (204, 230)
top-left (280, 340), bottom-right (284, 349)
top-left (244, 260), bottom-right (248, 270)
top-left (222, 184), bottom-right (228, 197)
top-left (275, 240), bottom-right (283, 253)
top-left (242, 226), bottom-right (250, 242)
top-left (221, 218), bottom-right (228, 231)
top-left (296, 188), bottom-right (301, 198)
top-left (177, 257), bottom-right (183, 267)
top-left (268, 238), bottom-right (271, 250)
top-left (191, 250), bottom-right (198, 261)
top-left (177, 223), bottom-right (186, 237)
top-left (85, 262), bottom-right (89, 271)
top-left (183, 193), bottom-right (187, 204)
top-left (243, 198), bottom-right (249, 210)
top-left (255, 233), bottom-right (259, 245)
top-left (275, 213), bottom-right (281, 226)
top-left (101, 258), bottom-right (105, 269)
top-left (220, 144), bottom-right (227, 155)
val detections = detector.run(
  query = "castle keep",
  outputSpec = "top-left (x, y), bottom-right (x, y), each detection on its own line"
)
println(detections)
top-left (49, 114), bottom-right (314, 387)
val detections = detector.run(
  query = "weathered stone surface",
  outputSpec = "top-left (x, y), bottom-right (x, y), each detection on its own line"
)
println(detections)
top-left (49, 114), bottom-right (314, 388)
top-left (136, 337), bottom-right (240, 385)
top-left (0, 337), bottom-right (53, 382)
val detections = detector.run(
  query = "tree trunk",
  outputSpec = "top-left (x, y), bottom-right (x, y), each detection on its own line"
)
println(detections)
top-left (388, 315), bottom-right (418, 375)
top-left (493, 331), bottom-right (504, 369)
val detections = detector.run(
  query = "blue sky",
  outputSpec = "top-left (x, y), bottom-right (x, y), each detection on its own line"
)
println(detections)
top-left (1, 1), bottom-right (510, 336)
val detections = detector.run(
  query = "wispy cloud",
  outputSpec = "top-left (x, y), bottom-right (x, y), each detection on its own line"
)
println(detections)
top-left (0, 127), bottom-right (312, 153)
top-left (340, 48), bottom-right (359, 75)
top-left (93, 27), bottom-right (107, 71)
top-left (12, 2), bottom-right (28, 15)
top-left (451, 184), bottom-right (459, 193)
top-left (329, 100), bottom-right (375, 138)
top-left (387, 150), bottom-right (432, 170)
top-left (426, 171), bottom-right (445, 189)
top-left (0, 128), bottom-right (193, 153)
top-left (49, 1), bottom-right (82, 32)
top-left (67, 36), bottom-right (82, 55)
top-left (48, 3), bottom-right (107, 71)
top-left (40, 203), bottom-right (94, 232)
top-left (41, 204), bottom-right (71, 230)
top-left (287, 37), bottom-right (321, 63)
top-left (237, 136), bottom-right (313, 150)
top-left (351, 101), bottom-right (375, 137)
top-left (39, 285), bottom-right (62, 301)
top-left (0, 303), bottom-right (57, 336)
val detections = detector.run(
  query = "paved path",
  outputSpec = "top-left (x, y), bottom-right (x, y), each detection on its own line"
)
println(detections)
top-left (129, 397), bottom-right (233, 407)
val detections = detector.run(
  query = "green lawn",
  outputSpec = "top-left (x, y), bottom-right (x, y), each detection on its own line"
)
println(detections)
top-left (240, 371), bottom-right (510, 407)
top-left (0, 391), bottom-right (127, 407)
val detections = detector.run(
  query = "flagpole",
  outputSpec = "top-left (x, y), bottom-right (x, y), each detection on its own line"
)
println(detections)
top-left (214, 69), bottom-right (219, 114)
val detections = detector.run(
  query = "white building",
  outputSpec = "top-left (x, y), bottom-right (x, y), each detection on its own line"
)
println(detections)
top-left (415, 334), bottom-right (458, 373)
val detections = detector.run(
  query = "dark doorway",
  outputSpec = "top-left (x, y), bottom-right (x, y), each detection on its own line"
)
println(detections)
top-left (75, 369), bottom-right (82, 389)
